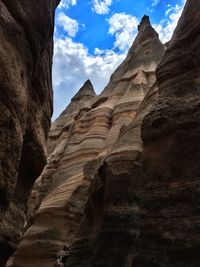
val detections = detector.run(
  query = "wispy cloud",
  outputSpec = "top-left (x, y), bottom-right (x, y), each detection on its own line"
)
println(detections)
top-left (153, 0), bottom-right (186, 43)
top-left (151, 0), bottom-right (161, 6)
top-left (108, 13), bottom-right (139, 52)
top-left (58, 0), bottom-right (77, 9)
top-left (92, 0), bottom-right (113, 15)
top-left (57, 13), bottom-right (79, 37)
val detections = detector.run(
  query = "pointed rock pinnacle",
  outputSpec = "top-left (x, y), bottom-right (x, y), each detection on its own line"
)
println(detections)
top-left (71, 79), bottom-right (96, 102)
top-left (138, 15), bottom-right (151, 31)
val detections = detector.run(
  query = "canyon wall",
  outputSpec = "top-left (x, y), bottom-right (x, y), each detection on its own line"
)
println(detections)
top-left (10, 16), bottom-right (166, 267)
top-left (0, 0), bottom-right (60, 265)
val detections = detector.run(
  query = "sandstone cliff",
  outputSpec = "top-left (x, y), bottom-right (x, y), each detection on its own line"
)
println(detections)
top-left (0, 0), bottom-right (60, 265)
top-left (10, 16), bottom-right (166, 267)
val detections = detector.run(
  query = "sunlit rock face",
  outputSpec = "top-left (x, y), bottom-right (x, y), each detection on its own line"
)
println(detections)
top-left (9, 16), bottom-right (166, 267)
top-left (0, 1), bottom-right (60, 265)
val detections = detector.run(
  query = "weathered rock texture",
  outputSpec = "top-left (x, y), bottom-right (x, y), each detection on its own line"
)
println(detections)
top-left (67, 0), bottom-right (200, 266)
top-left (10, 0), bottom-right (200, 265)
top-left (10, 16), bottom-right (166, 267)
top-left (0, 0), bottom-right (60, 265)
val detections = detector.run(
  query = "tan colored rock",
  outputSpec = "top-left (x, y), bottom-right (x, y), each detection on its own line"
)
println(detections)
top-left (67, 1), bottom-right (200, 266)
top-left (0, 0), bottom-right (60, 265)
top-left (10, 16), bottom-right (165, 267)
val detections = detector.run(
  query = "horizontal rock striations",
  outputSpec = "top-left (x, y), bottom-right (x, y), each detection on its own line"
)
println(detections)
top-left (66, 17), bottom-right (165, 267)
top-left (0, 0), bottom-right (60, 265)
top-left (67, 0), bottom-right (200, 266)
top-left (10, 16), bottom-right (166, 267)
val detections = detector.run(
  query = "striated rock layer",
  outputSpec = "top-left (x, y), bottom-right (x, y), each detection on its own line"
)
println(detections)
top-left (67, 0), bottom-right (200, 266)
top-left (0, 0), bottom-right (60, 265)
top-left (138, 1), bottom-right (200, 265)
top-left (10, 16), bottom-right (166, 266)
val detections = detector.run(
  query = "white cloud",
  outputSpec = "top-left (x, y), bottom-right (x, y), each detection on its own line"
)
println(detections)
top-left (92, 0), bottom-right (113, 15)
top-left (57, 13), bottom-right (79, 37)
top-left (151, 0), bottom-right (161, 6)
top-left (153, 0), bottom-right (186, 43)
top-left (52, 37), bottom-right (125, 119)
top-left (58, 0), bottom-right (77, 9)
top-left (108, 13), bottom-right (139, 52)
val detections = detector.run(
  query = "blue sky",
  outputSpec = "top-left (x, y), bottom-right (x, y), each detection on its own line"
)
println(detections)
top-left (52, 0), bottom-right (186, 120)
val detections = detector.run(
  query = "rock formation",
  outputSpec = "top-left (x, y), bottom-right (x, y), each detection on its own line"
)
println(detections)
top-left (0, 0), bottom-right (60, 265)
top-left (6, 0), bottom-right (200, 265)
top-left (9, 15), bottom-right (166, 267)
top-left (67, 0), bottom-right (200, 266)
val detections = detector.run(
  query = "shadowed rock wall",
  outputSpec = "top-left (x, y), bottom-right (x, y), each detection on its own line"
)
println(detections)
top-left (0, 0), bottom-right (60, 265)
top-left (139, 1), bottom-right (200, 265)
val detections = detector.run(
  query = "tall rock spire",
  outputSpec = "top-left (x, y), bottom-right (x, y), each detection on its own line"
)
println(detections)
top-left (71, 80), bottom-right (96, 102)
top-left (126, 14), bottom-right (164, 70)
top-left (138, 15), bottom-right (151, 30)
top-left (98, 15), bottom-right (166, 99)
top-left (49, 79), bottom-right (96, 154)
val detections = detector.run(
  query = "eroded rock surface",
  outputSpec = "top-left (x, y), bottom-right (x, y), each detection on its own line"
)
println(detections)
top-left (67, 0), bottom-right (200, 266)
top-left (10, 1), bottom-right (200, 264)
top-left (10, 16), bottom-right (166, 267)
top-left (138, 1), bottom-right (200, 265)
top-left (0, 0), bottom-right (60, 265)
